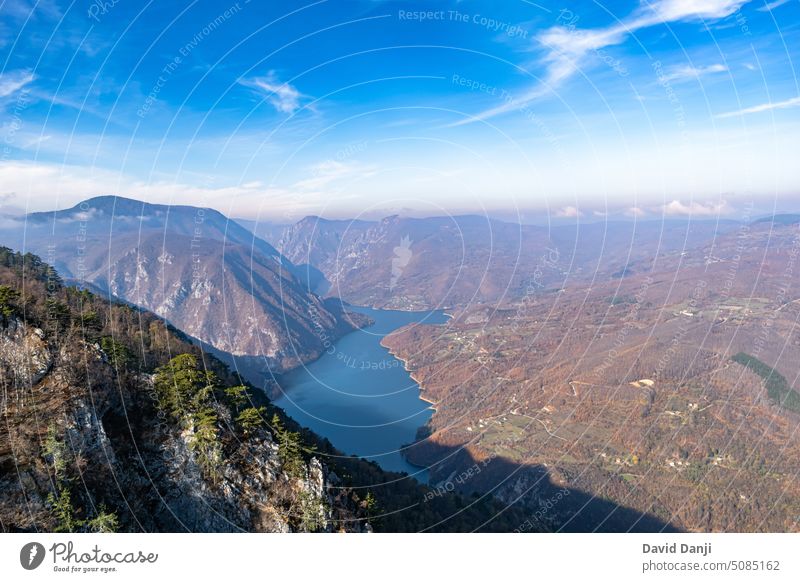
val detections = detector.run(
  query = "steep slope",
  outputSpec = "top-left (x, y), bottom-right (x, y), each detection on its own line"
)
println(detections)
top-left (0, 247), bottom-right (540, 532)
top-left (2, 196), bottom-right (360, 379)
top-left (0, 247), bottom-right (366, 532)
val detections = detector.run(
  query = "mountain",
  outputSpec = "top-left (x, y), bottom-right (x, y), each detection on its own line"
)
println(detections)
top-left (2, 196), bottom-right (363, 383)
top-left (753, 214), bottom-right (800, 226)
top-left (0, 247), bottom-right (539, 532)
top-left (0, 247), bottom-right (366, 532)
top-left (262, 214), bottom-right (555, 310)
top-left (254, 214), bottom-right (739, 311)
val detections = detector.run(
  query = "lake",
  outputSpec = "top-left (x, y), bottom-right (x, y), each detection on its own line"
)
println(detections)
top-left (274, 306), bottom-right (449, 482)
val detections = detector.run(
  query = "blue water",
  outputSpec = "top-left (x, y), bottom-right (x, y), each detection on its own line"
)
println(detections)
top-left (274, 306), bottom-right (449, 482)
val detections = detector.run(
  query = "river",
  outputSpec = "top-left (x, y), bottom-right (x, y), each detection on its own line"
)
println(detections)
top-left (274, 306), bottom-right (448, 482)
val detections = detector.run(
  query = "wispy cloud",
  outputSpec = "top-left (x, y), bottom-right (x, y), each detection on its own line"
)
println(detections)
top-left (461, 0), bottom-right (751, 124)
top-left (294, 160), bottom-right (376, 191)
top-left (717, 95), bottom-right (800, 118)
top-left (0, 70), bottom-right (35, 98)
top-left (241, 72), bottom-right (305, 114)
top-left (660, 63), bottom-right (728, 83)
top-left (757, 0), bottom-right (793, 11)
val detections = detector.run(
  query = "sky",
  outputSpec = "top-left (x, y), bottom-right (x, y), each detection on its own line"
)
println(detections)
top-left (1, 0), bottom-right (799, 222)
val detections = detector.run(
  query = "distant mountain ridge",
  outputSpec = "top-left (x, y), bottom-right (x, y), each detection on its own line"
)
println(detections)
top-left (247, 213), bottom-right (740, 310)
top-left (257, 214), bottom-right (555, 309)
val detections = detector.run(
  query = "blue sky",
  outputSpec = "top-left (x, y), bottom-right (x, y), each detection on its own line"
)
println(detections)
top-left (1, 0), bottom-right (799, 221)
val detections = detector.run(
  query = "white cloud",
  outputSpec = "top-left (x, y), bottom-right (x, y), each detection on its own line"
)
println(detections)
top-left (241, 72), bottom-right (304, 114)
top-left (626, 206), bottom-right (647, 217)
top-left (662, 199), bottom-right (730, 216)
top-left (716, 95), bottom-right (800, 118)
top-left (461, 0), bottom-right (751, 124)
top-left (0, 70), bottom-right (35, 98)
top-left (758, 0), bottom-right (792, 11)
top-left (554, 205), bottom-right (582, 218)
top-left (661, 63), bottom-right (728, 83)
top-left (646, 0), bottom-right (750, 21)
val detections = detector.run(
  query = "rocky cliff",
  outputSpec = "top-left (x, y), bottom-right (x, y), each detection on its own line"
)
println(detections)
top-left (2, 196), bottom-right (364, 380)
top-left (0, 247), bottom-right (367, 532)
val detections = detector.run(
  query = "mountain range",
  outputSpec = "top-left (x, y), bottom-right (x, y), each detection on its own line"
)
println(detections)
top-left (248, 213), bottom-right (740, 310)
top-left (2, 196), bottom-right (365, 385)
top-left (4, 196), bottom-right (799, 532)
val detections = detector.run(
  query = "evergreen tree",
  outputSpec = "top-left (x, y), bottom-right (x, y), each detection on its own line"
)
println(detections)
top-left (225, 385), bottom-right (250, 412)
top-left (86, 509), bottom-right (119, 533)
top-left (48, 487), bottom-right (78, 533)
top-left (42, 424), bottom-right (67, 478)
top-left (154, 354), bottom-right (218, 419)
top-left (99, 336), bottom-right (135, 369)
top-left (364, 491), bottom-right (378, 525)
top-left (272, 414), bottom-right (305, 478)
top-left (0, 284), bottom-right (20, 322)
top-left (236, 406), bottom-right (266, 436)
top-left (190, 406), bottom-right (222, 481)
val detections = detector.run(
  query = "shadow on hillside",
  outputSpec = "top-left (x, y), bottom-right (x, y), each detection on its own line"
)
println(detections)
top-left (399, 439), bottom-right (680, 533)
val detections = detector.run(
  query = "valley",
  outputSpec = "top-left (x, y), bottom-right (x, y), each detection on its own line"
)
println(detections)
top-left (378, 216), bottom-right (800, 532)
top-left (252, 210), bottom-right (800, 531)
top-left (275, 306), bottom-right (449, 478)
top-left (3, 196), bottom-right (799, 533)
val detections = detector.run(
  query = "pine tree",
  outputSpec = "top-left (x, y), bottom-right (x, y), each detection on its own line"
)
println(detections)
top-left (48, 487), bottom-right (78, 533)
top-left (236, 406), bottom-right (266, 436)
top-left (225, 385), bottom-right (250, 412)
top-left (42, 424), bottom-right (67, 478)
top-left (272, 414), bottom-right (305, 478)
top-left (100, 337), bottom-right (134, 369)
top-left (364, 491), bottom-right (378, 525)
top-left (86, 508), bottom-right (119, 533)
top-left (0, 284), bottom-right (20, 322)
top-left (154, 354), bottom-right (219, 420)
top-left (190, 406), bottom-right (222, 481)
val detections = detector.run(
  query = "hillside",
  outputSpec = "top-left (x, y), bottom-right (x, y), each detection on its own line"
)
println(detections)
top-left (2, 196), bottom-right (363, 381)
top-left (0, 247), bottom-right (536, 532)
top-left (255, 215), bottom-right (739, 310)
top-left (383, 219), bottom-right (800, 532)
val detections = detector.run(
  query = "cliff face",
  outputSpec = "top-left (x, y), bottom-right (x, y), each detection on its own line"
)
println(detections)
top-left (83, 230), bottom-right (359, 372)
top-left (0, 248), bottom-right (367, 533)
top-left (0, 318), bottom-right (52, 387)
top-left (4, 196), bottom-right (363, 377)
